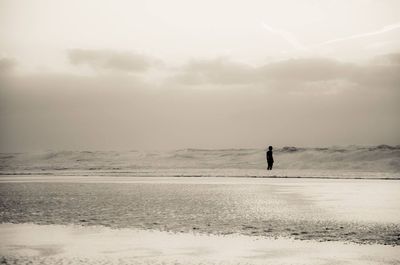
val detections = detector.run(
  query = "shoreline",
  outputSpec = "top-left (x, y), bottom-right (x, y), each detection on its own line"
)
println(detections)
top-left (1, 174), bottom-right (400, 181)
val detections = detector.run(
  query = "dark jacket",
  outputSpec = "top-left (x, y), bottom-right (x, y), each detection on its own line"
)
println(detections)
top-left (266, 150), bottom-right (274, 163)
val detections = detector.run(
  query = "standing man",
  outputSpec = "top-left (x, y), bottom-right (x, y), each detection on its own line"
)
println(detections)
top-left (266, 146), bottom-right (274, 170)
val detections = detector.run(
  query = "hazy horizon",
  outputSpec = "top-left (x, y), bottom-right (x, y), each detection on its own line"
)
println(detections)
top-left (0, 144), bottom-right (399, 153)
top-left (1, 0), bottom-right (399, 151)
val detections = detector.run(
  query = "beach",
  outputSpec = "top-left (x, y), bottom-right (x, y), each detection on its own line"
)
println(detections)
top-left (0, 176), bottom-right (399, 264)
top-left (1, 223), bottom-right (399, 265)
top-left (2, 0), bottom-right (400, 262)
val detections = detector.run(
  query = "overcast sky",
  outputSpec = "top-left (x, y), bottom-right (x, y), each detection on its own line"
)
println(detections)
top-left (0, 0), bottom-right (399, 151)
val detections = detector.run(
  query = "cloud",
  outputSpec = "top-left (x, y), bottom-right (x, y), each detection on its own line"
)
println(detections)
top-left (0, 57), bottom-right (16, 74)
top-left (172, 54), bottom-right (400, 90)
top-left (1, 54), bottom-right (399, 151)
top-left (257, 58), bottom-right (354, 82)
top-left (260, 21), bottom-right (400, 52)
top-left (315, 22), bottom-right (400, 47)
top-left (173, 58), bottom-right (254, 85)
top-left (68, 49), bottom-right (160, 73)
top-left (175, 57), bottom-right (353, 86)
top-left (1, 67), bottom-right (399, 151)
top-left (372, 52), bottom-right (400, 65)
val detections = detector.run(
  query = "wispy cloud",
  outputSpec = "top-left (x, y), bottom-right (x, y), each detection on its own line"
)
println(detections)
top-left (261, 21), bottom-right (400, 54)
top-left (315, 22), bottom-right (400, 46)
top-left (261, 22), bottom-right (308, 51)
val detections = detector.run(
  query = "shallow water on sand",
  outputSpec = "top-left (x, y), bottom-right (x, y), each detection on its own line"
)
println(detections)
top-left (0, 177), bottom-right (399, 245)
top-left (1, 223), bottom-right (399, 265)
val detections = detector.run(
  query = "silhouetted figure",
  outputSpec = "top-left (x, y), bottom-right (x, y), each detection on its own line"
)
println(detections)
top-left (266, 146), bottom-right (274, 170)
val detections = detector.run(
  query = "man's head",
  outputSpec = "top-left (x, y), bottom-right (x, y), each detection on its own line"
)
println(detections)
top-left (268, 146), bottom-right (273, 151)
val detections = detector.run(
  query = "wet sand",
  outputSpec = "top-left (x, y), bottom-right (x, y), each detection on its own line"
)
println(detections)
top-left (1, 176), bottom-right (399, 245)
top-left (1, 223), bottom-right (399, 265)
top-left (0, 176), bottom-right (399, 264)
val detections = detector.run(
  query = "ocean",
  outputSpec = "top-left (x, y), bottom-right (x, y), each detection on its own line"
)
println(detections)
top-left (1, 145), bottom-right (399, 178)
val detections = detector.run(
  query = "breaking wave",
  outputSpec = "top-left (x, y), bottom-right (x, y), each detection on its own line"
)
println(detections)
top-left (0, 145), bottom-right (399, 178)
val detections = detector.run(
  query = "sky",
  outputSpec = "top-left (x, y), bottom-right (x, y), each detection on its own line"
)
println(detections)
top-left (0, 0), bottom-right (399, 151)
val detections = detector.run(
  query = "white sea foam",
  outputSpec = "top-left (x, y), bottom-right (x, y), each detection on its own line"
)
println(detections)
top-left (1, 145), bottom-right (399, 178)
